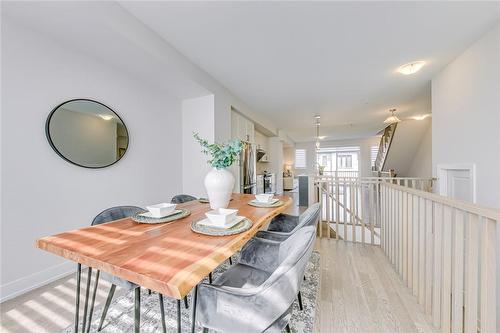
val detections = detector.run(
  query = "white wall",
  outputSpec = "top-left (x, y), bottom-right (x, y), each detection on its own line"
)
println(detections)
top-left (0, 18), bottom-right (183, 301)
top-left (407, 121), bottom-right (432, 178)
top-left (384, 118), bottom-right (432, 176)
top-left (182, 95), bottom-right (215, 198)
top-left (431, 24), bottom-right (500, 330)
top-left (432, 24), bottom-right (500, 208)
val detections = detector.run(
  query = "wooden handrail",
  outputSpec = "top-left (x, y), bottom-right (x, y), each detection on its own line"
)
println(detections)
top-left (382, 182), bottom-right (500, 220)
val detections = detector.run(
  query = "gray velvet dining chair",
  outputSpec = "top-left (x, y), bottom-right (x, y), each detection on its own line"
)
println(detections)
top-left (171, 194), bottom-right (197, 204)
top-left (251, 202), bottom-right (320, 311)
top-left (195, 225), bottom-right (317, 333)
top-left (83, 205), bottom-right (187, 333)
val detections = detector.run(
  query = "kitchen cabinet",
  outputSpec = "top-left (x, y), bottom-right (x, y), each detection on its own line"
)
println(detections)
top-left (231, 111), bottom-right (254, 143)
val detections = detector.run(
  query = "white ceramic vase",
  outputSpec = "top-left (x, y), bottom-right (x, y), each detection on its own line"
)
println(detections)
top-left (204, 167), bottom-right (235, 209)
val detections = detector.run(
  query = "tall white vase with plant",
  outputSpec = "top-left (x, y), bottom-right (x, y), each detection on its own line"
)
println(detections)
top-left (194, 133), bottom-right (244, 209)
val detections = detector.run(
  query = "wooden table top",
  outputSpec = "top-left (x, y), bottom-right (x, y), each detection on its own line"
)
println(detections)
top-left (36, 194), bottom-right (292, 299)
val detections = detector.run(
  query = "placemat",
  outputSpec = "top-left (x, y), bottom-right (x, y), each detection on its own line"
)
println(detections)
top-left (191, 217), bottom-right (253, 236)
top-left (248, 200), bottom-right (285, 208)
top-left (132, 209), bottom-right (190, 224)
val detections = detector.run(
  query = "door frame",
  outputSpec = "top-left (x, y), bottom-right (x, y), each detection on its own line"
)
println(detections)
top-left (437, 163), bottom-right (476, 203)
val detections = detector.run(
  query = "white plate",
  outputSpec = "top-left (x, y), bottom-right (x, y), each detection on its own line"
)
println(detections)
top-left (138, 209), bottom-right (182, 219)
top-left (197, 215), bottom-right (246, 229)
top-left (251, 198), bottom-right (279, 205)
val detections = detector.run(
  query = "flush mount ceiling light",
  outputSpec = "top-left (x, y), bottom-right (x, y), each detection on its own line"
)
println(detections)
top-left (99, 114), bottom-right (114, 120)
top-left (397, 61), bottom-right (426, 75)
top-left (384, 108), bottom-right (401, 124)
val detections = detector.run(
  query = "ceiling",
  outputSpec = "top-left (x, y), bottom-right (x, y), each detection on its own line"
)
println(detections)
top-left (121, 1), bottom-right (500, 141)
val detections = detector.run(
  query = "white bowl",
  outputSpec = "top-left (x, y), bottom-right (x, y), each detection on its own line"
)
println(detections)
top-left (146, 203), bottom-right (176, 218)
top-left (205, 208), bottom-right (238, 227)
top-left (255, 193), bottom-right (274, 203)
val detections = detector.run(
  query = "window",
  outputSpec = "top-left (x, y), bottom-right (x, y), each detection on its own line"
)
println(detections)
top-left (295, 149), bottom-right (307, 168)
top-left (338, 154), bottom-right (353, 168)
top-left (316, 146), bottom-right (360, 176)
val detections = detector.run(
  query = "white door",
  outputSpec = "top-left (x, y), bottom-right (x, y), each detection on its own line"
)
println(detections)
top-left (438, 164), bottom-right (475, 203)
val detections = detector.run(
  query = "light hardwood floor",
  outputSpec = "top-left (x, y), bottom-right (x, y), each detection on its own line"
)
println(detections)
top-left (314, 238), bottom-right (438, 333)
top-left (1, 238), bottom-right (437, 332)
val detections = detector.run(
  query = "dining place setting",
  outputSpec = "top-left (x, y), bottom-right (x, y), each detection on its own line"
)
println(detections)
top-left (36, 134), bottom-right (320, 333)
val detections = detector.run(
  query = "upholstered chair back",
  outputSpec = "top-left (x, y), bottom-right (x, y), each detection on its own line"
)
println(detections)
top-left (92, 206), bottom-right (145, 226)
top-left (171, 194), bottom-right (197, 204)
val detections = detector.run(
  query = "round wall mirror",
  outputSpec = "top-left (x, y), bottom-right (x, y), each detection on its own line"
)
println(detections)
top-left (46, 99), bottom-right (129, 168)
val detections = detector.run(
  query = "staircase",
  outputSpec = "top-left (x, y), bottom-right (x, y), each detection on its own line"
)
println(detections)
top-left (374, 122), bottom-right (397, 173)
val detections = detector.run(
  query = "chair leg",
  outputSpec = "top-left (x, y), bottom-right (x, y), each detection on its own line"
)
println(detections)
top-left (74, 264), bottom-right (82, 333)
top-left (98, 284), bottom-right (116, 331)
top-left (85, 270), bottom-right (100, 333)
top-left (303, 275), bottom-right (306, 281)
top-left (81, 268), bottom-right (93, 332)
top-left (297, 291), bottom-right (303, 311)
top-left (285, 323), bottom-right (291, 333)
top-left (134, 287), bottom-right (140, 333)
top-left (208, 272), bottom-right (213, 284)
top-left (184, 296), bottom-right (189, 309)
top-left (148, 289), bottom-right (152, 295)
top-left (177, 299), bottom-right (182, 333)
top-left (158, 294), bottom-right (167, 333)
top-left (229, 256), bottom-right (233, 265)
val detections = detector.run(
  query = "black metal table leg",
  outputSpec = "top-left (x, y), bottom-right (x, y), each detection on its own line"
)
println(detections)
top-left (158, 294), bottom-right (167, 333)
top-left (177, 299), bottom-right (181, 333)
top-left (86, 270), bottom-right (100, 333)
top-left (297, 291), bottom-right (303, 311)
top-left (134, 287), bottom-right (141, 333)
top-left (98, 284), bottom-right (116, 331)
top-left (74, 263), bottom-right (82, 333)
top-left (81, 268), bottom-right (92, 332)
top-left (190, 285), bottom-right (198, 333)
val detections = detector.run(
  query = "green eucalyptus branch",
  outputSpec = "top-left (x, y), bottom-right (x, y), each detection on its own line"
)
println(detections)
top-left (193, 132), bottom-right (244, 169)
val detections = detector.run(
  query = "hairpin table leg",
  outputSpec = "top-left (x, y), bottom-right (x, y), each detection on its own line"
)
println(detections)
top-left (74, 263), bottom-right (82, 333)
top-left (190, 285), bottom-right (198, 333)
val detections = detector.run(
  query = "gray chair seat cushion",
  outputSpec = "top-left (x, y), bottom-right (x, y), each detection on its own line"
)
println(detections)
top-left (100, 271), bottom-right (137, 291)
top-left (213, 263), bottom-right (271, 289)
top-left (256, 203), bottom-right (320, 242)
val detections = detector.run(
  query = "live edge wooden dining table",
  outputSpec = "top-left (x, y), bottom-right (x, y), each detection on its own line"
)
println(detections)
top-left (36, 193), bottom-right (292, 333)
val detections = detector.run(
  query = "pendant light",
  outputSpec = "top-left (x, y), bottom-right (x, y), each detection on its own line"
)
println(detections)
top-left (315, 115), bottom-right (321, 150)
top-left (384, 108), bottom-right (401, 124)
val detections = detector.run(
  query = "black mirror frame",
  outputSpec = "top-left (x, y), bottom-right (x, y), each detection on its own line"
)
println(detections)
top-left (45, 98), bottom-right (129, 169)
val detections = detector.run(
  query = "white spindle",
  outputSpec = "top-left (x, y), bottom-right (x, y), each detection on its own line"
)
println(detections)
top-left (407, 193), bottom-right (414, 289)
top-left (441, 206), bottom-right (452, 333)
top-left (432, 202), bottom-right (443, 327)
top-left (418, 197), bottom-right (425, 305)
top-left (464, 213), bottom-right (478, 333)
top-left (451, 209), bottom-right (464, 333)
top-left (424, 199), bottom-right (433, 315)
top-left (479, 217), bottom-right (497, 333)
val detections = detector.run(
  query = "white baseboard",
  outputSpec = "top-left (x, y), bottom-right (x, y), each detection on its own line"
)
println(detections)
top-left (0, 262), bottom-right (75, 303)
